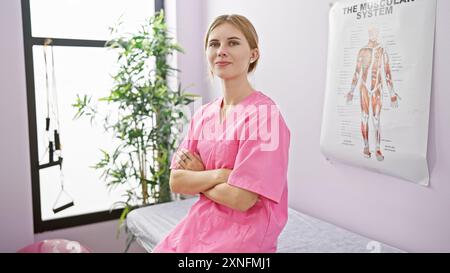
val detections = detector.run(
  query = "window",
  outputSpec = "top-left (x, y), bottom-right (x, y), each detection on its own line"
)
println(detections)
top-left (22, 0), bottom-right (164, 233)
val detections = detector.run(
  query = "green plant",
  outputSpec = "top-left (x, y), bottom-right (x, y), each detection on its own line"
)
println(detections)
top-left (73, 11), bottom-right (198, 232)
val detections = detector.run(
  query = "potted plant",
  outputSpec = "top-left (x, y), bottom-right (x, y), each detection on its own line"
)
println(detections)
top-left (73, 11), bottom-right (198, 237)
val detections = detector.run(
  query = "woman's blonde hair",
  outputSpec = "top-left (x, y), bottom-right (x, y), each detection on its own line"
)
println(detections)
top-left (204, 14), bottom-right (259, 74)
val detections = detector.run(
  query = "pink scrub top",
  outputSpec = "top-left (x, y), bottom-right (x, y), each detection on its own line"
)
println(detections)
top-left (152, 91), bottom-right (290, 253)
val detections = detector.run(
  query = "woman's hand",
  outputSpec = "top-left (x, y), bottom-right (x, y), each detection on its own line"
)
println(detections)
top-left (174, 148), bottom-right (205, 171)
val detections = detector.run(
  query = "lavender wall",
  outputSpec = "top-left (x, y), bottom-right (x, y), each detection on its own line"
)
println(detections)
top-left (0, 0), bottom-right (35, 252)
top-left (1, 0), bottom-right (449, 253)
top-left (0, 0), bottom-right (144, 253)
top-left (173, 0), bottom-right (210, 102)
top-left (197, 0), bottom-right (450, 252)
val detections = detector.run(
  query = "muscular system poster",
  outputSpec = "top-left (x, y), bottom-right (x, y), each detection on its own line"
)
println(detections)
top-left (320, 0), bottom-right (436, 185)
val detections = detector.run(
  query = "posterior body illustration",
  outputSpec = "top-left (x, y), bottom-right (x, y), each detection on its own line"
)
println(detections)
top-left (346, 26), bottom-right (399, 161)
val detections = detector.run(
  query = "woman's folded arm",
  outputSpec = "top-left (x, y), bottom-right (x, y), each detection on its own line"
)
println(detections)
top-left (169, 169), bottom-right (228, 195)
top-left (202, 183), bottom-right (259, 212)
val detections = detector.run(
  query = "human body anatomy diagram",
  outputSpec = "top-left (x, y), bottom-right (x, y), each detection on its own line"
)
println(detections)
top-left (346, 26), bottom-right (399, 161)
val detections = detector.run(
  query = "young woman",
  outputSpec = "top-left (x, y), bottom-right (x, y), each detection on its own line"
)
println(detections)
top-left (152, 14), bottom-right (290, 253)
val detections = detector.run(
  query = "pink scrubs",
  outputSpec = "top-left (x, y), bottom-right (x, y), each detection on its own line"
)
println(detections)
top-left (152, 91), bottom-right (290, 253)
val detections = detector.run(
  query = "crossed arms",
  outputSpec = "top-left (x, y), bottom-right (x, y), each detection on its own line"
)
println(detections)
top-left (169, 148), bottom-right (258, 212)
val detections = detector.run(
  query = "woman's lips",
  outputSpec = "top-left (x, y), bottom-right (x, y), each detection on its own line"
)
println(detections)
top-left (215, 62), bottom-right (231, 67)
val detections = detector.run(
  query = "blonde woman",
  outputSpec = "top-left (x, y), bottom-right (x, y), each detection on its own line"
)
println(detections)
top-left (153, 14), bottom-right (290, 253)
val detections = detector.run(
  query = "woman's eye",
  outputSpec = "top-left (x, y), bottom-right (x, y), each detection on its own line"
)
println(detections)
top-left (208, 41), bottom-right (238, 47)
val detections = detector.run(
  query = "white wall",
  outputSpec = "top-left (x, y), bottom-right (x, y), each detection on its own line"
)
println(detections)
top-left (194, 0), bottom-right (450, 252)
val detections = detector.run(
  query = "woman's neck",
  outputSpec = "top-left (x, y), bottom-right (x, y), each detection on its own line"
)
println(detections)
top-left (221, 75), bottom-right (254, 106)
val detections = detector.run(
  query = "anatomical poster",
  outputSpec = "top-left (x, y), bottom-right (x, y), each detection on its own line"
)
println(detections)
top-left (320, 0), bottom-right (436, 185)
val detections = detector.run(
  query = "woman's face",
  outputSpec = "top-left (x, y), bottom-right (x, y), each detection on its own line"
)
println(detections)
top-left (206, 23), bottom-right (258, 80)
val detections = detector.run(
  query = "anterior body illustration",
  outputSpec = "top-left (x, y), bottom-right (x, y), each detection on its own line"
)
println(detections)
top-left (346, 26), bottom-right (399, 161)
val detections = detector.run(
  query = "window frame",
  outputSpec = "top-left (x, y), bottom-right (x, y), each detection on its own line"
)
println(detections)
top-left (21, 0), bottom-right (165, 233)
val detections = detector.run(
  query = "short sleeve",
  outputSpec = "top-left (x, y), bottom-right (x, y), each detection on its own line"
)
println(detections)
top-left (227, 110), bottom-right (290, 204)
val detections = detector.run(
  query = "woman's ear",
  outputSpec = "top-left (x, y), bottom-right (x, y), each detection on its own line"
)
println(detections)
top-left (251, 48), bottom-right (260, 63)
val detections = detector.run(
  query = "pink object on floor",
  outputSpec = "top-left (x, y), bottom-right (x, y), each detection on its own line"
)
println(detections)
top-left (17, 239), bottom-right (91, 253)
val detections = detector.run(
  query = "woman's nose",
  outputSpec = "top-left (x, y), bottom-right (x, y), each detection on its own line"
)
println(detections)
top-left (217, 46), bottom-right (228, 57)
